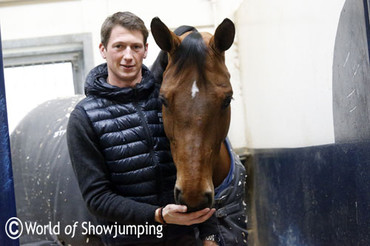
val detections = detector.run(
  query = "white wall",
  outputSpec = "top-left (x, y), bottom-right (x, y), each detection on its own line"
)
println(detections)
top-left (0, 0), bottom-right (248, 151)
top-left (2, 0), bottom-right (345, 150)
top-left (237, 0), bottom-right (346, 148)
top-left (0, 0), bottom-right (217, 66)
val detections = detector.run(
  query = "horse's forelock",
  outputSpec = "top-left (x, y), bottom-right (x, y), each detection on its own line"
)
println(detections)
top-left (172, 31), bottom-right (207, 78)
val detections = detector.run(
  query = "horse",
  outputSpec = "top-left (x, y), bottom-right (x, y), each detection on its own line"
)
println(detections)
top-left (150, 18), bottom-right (248, 244)
top-left (151, 17), bottom-right (235, 211)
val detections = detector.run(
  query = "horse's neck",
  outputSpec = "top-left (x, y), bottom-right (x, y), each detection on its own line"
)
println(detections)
top-left (213, 141), bottom-right (231, 187)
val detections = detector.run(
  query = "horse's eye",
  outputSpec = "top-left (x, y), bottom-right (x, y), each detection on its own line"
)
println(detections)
top-left (222, 96), bottom-right (233, 109)
top-left (159, 95), bottom-right (169, 107)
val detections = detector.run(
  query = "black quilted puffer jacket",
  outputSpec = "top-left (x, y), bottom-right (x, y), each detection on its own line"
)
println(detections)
top-left (67, 63), bottom-right (196, 245)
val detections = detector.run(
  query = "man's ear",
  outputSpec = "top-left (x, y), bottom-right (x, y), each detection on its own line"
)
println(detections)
top-left (99, 43), bottom-right (107, 59)
top-left (143, 43), bottom-right (149, 59)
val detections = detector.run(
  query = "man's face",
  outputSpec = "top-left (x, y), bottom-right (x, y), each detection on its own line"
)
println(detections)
top-left (100, 25), bottom-right (148, 87)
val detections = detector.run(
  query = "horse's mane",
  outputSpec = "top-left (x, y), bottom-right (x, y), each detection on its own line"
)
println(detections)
top-left (151, 25), bottom-right (198, 84)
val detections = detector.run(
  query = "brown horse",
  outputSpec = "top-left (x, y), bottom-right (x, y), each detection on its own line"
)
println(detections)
top-left (151, 17), bottom-right (235, 212)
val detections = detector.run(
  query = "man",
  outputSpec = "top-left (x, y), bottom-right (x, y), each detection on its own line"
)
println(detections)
top-left (67, 11), bottom-right (218, 245)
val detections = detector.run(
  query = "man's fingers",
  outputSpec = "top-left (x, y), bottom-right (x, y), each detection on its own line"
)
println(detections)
top-left (162, 204), bottom-right (216, 225)
top-left (186, 208), bottom-right (212, 220)
top-left (176, 208), bottom-right (215, 225)
top-left (188, 208), bottom-right (215, 224)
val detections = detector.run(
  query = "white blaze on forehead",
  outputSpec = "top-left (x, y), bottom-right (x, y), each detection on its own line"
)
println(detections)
top-left (191, 80), bottom-right (199, 98)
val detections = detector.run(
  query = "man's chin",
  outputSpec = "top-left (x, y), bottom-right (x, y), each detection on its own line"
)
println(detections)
top-left (119, 74), bottom-right (141, 86)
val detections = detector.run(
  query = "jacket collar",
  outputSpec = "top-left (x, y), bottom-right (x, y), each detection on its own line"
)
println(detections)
top-left (84, 63), bottom-right (156, 103)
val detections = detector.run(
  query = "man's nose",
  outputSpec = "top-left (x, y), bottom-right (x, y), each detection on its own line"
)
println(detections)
top-left (123, 47), bottom-right (133, 60)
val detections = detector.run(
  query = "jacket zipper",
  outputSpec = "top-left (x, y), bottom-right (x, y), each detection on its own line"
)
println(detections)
top-left (132, 95), bottom-right (163, 200)
top-left (132, 99), bottom-right (154, 150)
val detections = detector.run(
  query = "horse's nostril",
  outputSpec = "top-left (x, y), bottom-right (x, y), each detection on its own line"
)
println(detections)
top-left (174, 187), bottom-right (182, 203)
top-left (204, 191), bottom-right (213, 207)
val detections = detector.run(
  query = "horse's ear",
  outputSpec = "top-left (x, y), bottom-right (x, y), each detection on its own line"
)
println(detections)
top-left (211, 18), bottom-right (235, 53)
top-left (151, 17), bottom-right (180, 54)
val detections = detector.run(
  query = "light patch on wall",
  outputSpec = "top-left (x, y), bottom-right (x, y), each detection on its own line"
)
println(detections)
top-left (4, 62), bottom-right (74, 133)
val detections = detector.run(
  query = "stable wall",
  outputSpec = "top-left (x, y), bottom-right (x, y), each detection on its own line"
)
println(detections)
top-left (237, 0), bottom-right (346, 148)
top-left (237, 1), bottom-right (370, 245)
top-left (0, 0), bottom-right (248, 151)
top-left (0, 0), bottom-right (215, 66)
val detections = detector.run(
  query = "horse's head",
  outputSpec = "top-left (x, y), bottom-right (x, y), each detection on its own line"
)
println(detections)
top-left (151, 17), bottom-right (235, 212)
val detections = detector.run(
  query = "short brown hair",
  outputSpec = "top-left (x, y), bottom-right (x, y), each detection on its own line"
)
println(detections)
top-left (100, 11), bottom-right (149, 48)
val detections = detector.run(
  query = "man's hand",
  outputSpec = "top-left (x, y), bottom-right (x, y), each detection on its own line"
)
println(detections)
top-left (203, 240), bottom-right (218, 246)
top-left (155, 204), bottom-right (215, 226)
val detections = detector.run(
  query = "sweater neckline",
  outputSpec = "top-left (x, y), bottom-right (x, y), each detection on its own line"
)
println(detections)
top-left (84, 63), bottom-right (156, 103)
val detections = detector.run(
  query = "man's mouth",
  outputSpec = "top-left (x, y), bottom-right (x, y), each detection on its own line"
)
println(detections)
top-left (122, 64), bottom-right (134, 69)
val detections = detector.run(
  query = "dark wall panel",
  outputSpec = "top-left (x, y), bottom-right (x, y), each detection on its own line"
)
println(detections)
top-left (252, 142), bottom-right (370, 246)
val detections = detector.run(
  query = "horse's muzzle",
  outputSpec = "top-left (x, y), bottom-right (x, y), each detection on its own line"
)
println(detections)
top-left (174, 187), bottom-right (214, 213)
